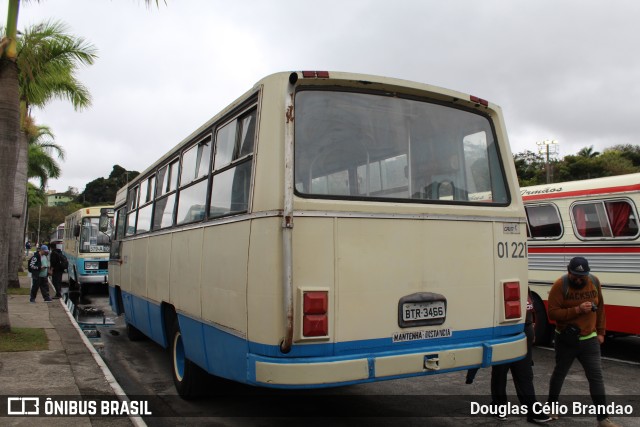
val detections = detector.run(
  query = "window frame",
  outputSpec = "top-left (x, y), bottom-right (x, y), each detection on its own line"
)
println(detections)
top-left (292, 87), bottom-right (510, 206)
top-left (209, 106), bottom-right (257, 219)
top-left (570, 198), bottom-right (640, 241)
top-left (150, 156), bottom-right (181, 231)
top-left (175, 135), bottom-right (213, 226)
top-left (524, 203), bottom-right (564, 240)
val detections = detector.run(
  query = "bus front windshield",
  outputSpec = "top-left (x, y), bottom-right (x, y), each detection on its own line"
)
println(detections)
top-left (80, 217), bottom-right (111, 253)
top-left (294, 90), bottom-right (509, 204)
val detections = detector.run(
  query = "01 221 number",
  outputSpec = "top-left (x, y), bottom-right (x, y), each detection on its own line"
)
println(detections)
top-left (497, 241), bottom-right (527, 259)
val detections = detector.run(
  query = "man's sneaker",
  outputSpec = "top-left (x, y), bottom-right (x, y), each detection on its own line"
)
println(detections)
top-left (598, 418), bottom-right (621, 427)
top-left (29, 299), bottom-right (35, 303)
top-left (528, 413), bottom-right (553, 424)
top-left (44, 298), bottom-right (52, 303)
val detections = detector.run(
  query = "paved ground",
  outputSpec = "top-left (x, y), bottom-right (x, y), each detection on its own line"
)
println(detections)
top-left (0, 275), bottom-right (137, 426)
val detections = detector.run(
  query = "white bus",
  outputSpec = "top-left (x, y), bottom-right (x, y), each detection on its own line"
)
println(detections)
top-left (522, 173), bottom-right (640, 343)
top-left (105, 71), bottom-right (528, 397)
top-left (50, 222), bottom-right (65, 249)
top-left (64, 206), bottom-right (113, 294)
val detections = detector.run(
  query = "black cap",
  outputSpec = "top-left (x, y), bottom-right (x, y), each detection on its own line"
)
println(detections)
top-left (568, 257), bottom-right (590, 276)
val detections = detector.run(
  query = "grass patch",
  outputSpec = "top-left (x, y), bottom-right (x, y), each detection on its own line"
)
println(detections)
top-left (8, 288), bottom-right (30, 296)
top-left (0, 328), bottom-right (48, 352)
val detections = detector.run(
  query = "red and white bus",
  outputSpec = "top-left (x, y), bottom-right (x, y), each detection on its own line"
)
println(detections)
top-left (522, 173), bottom-right (640, 344)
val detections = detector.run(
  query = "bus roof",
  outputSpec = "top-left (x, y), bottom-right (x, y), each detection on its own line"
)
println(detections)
top-left (521, 173), bottom-right (640, 202)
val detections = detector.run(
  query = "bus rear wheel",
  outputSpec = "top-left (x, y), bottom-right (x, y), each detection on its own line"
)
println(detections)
top-left (169, 317), bottom-right (205, 399)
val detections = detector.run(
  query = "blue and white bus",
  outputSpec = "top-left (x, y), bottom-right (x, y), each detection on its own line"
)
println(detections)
top-left (64, 206), bottom-right (113, 294)
top-left (104, 71), bottom-right (528, 398)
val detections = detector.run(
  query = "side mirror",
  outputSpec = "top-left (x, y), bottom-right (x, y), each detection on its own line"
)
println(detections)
top-left (73, 224), bottom-right (80, 237)
top-left (99, 208), bottom-right (114, 233)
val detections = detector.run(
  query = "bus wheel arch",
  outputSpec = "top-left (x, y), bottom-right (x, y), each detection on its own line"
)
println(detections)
top-left (531, 291), bottom-right (553, 346)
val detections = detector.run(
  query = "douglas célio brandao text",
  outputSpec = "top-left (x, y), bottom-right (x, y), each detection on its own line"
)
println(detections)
top-left (470, 401), bottom-right (634, 418)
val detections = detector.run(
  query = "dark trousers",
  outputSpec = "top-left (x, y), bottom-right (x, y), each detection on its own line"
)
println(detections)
top-left (30, 276), bottom-right (51, 300)
top-left (491, 323), bottom-right (538, 411)
top-left (51, 270), bottom-right (63, 297)
top-left (548, 335), bottom-right (607, 421)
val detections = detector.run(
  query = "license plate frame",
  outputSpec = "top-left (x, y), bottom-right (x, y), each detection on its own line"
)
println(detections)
top-left (397, 292), bottom-right (447, 328)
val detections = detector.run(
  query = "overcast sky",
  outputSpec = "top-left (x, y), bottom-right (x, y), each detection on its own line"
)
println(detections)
top-left (6, 0), bottom-right (640, 193)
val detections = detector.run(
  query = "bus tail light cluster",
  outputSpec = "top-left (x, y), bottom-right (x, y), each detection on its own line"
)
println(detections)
top-left (303, 291), bottom-right (328, 337)
top-left (503, 282), bottom-right (521, 319)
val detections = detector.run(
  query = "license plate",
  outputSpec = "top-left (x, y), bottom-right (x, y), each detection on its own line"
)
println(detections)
top-left (402, 301), bottom-right (446, 322)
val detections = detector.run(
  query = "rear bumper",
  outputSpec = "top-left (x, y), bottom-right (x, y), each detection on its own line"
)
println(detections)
top-left (77, 273), bottom-right (108, 285)
top-left (251, 333), bottom-right (527, 387)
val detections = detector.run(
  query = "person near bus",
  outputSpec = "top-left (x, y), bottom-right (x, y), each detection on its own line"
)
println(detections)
top-left (28, 245), bottom-right (52, 303)
top-left (547, 257), bottom-right (620, 427)
top-left (49, 247), bottom-right (66, 299)
top-left (490, 288), bottom-right (552, 423)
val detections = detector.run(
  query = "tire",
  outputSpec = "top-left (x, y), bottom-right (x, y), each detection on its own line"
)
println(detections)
top-left (169, 317), bottom-right (206, 399)
top-left (68, 268), bottom-right (78, 291)
top-left (532, 293), bottom-right (553, 346)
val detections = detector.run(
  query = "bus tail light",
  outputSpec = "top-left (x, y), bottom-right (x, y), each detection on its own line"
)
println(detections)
top-left (303, 291), bottom-right (328, 337)
top-left (503, 282), bottom-right (521, 319)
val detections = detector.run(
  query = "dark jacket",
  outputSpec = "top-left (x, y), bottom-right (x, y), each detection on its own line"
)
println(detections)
top-left (28, 252), bottom-right (42, 274)
top-left (50, 249), bottom-right (66, 272)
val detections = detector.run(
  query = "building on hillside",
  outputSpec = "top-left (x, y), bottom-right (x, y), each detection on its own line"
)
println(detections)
top-left (46, 191), bottom-right (74, 206)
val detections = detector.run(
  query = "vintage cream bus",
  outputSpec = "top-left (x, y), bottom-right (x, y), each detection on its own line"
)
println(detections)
top-left (104, 71), bottom-right (528, 397)
top-left (522, 173), bottom-right (640, 343)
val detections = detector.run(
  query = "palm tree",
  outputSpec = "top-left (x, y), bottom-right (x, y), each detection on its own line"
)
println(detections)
top-left (577, 146), bottom-right (600, 158)
top-left (1, 1), bottom-right (161, 333)
top-left (0, 0), bottom-right (21, 332)
top-left (4, 20), bottom-right (96, 293)
top-left (26, 121), bottom-right (65, 189)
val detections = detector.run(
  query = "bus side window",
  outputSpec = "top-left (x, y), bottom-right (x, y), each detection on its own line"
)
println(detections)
top-left (605, 200), bottom-right (639, 237)
top-left (572, 199), bottom-right (639, 239)
top-left (525, 204), bottom-right (563, 239)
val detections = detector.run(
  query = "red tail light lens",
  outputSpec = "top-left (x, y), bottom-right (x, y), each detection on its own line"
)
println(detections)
top-left (303, 291), bottom-right (328, 336)
top-left (470, 95), bottom-right (489, 106)
top-left (503, 282), bottom-right (521, 319)
top-left (301, 71), bottom-right (330, 79)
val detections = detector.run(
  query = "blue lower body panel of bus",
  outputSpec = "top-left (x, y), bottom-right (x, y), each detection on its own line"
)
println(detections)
top-left (114, 287), bottom-right (527, 389)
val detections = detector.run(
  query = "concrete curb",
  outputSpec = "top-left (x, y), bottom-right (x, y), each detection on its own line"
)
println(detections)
top-left (59, 297), bottom-right (147, 427)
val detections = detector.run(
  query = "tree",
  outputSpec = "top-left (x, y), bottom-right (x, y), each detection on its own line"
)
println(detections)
top-left (513, 150), bottom-right (546, 186)
top-left (27, 203), bottom-right (82, 245)
top-left (0, 1), bottom-right (160, 332)
top-left (80, 165), bottom-right (139, 204)
top-left (26, 121), bottom-right (65, 189)
top-left (26, 183), bottom-right (46, 208)
top-left (0, 0), bottom-right (21, 333)
top-left (604, 144), bottom-right (640, 167)
top-left (577, 145), bottom-right (600, 158)
top-left (4, 21), bottom-right (96, 291)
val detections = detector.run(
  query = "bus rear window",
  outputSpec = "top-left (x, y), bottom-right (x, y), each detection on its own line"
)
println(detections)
top-left (294, 90), bottom-right (508, 204)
